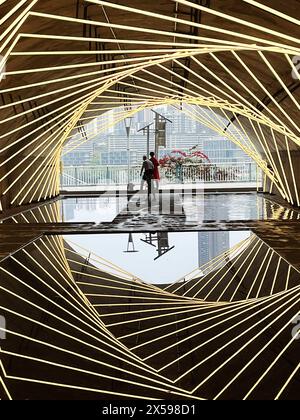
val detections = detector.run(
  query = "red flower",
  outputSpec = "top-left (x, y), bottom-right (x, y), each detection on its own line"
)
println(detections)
top-left (159, 149), bottom-right (211, 167)
top-left (171, 149), bottom-right (187, 157)
top-left (190, 151), bottom-right (210, 162)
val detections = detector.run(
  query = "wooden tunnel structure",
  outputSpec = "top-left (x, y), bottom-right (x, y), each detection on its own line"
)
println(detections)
top-left (1, 0), bottom-right (300, 208)
top-left (0, 0), bottom-right (300, 400)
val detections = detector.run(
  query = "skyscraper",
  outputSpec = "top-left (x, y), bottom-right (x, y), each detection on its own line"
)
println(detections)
top-left (198, 232), bottom-right (230, 268)
top-left (70, 105), bottom-right (252, 166)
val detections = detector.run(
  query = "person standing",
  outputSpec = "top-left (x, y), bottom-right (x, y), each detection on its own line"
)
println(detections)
top-left (140, 155), bottom-right (154, 196)
top-left (150, 152), bottom-right (160, 192)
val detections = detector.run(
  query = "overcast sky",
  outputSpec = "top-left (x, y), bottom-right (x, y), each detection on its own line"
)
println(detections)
top-left (65, 231), bottom-right (250, 284)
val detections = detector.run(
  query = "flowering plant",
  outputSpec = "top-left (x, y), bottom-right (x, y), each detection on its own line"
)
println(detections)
top-left (159, 149), bottom-right (210, 168)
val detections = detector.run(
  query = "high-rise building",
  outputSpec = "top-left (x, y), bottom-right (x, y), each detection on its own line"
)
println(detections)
top-left (62, 141), bottom-right (94, 166)
top-left (63, 105), bottom-right (252, 166)
top-left (198, 232), bottom-right (230, 267)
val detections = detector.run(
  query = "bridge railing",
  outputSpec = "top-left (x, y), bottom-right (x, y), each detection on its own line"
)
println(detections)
top-left (60, 162), bottom-right (260, 187)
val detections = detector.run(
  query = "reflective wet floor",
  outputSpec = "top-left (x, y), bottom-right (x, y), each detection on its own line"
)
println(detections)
top-left (1, 191), bottom-right (300, 274)
top-left (60, 192), bottom-right (300, 225)
top-left (61, 195), bottom-right (128, 223)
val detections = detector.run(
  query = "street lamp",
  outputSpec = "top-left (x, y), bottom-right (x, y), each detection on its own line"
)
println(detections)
top-left (137, 122), bottom-right (154, 157)
top-left (137, 111), bottom-right (172, 160)
top-left (123, 233), bottom-right (139, 253)
top-left (124, 117), bottom-right (133, 187)
top-left (141, 232), bottom-right (175, 261)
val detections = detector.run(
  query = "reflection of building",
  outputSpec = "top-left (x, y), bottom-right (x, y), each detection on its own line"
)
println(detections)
top-left (62, 198), bottom-right (100, 221)
top-left (62, 199), bottom-right (75, 221)
top-left (198, 232), bottom-right (230, 267)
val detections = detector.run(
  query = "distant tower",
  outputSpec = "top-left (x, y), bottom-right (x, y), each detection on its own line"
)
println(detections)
top-left (198, 232), bottom-right (230, 268)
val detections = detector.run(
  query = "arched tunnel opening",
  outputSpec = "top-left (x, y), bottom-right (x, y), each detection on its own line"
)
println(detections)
top-left (0, 0), bottom-right (300, 402)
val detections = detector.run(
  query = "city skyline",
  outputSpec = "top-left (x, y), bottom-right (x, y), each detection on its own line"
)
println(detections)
top-left (62, 105), bottom-right (252, 167)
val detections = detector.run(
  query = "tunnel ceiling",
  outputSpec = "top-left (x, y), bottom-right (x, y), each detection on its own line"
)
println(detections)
top-left (1, 1), bottom-right (300, 402)
top-left (1, 0), bottom-right (300, 207)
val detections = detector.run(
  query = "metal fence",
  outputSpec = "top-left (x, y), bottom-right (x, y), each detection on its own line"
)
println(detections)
top-left (61, 162), bottom-right (259, 187)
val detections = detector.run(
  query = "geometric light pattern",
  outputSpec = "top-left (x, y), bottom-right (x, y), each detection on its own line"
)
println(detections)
top-left (1, 0), bottom-right (300, 402)
top-left (1, 1), bottom-right (300, 207)
top-left (0, 232), bottom-right (299, 400)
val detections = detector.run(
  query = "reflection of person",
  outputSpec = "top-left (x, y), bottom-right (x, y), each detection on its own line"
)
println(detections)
top-left (150, 152), bottom-right (160, 191)
top-left (140, 155), bottom-right (154, 195)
